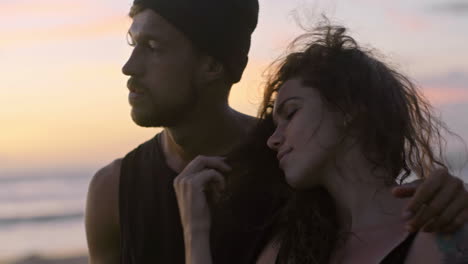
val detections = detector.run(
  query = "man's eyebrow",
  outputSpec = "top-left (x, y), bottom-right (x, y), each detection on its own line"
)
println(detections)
top-left (273, 96), bottom-right (302, 124)
top-left (127, 30), bottom-right (166, 43)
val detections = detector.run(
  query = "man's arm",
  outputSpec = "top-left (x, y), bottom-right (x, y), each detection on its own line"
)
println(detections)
top-left (85, 159), bottom-right (122, 264)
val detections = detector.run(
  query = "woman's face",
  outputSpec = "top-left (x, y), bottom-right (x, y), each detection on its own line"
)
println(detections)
top-left (267, 78), bottom-right (345, 189)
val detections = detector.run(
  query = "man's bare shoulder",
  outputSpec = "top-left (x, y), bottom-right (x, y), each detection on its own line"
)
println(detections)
top-left (91, 159), bottom-right (122, 189)
top-left (86, 159), bottom-right (122, 263)
top-left (87, 159), bottom-right (122, 221)
top-left (86, 159), bottom-right (122, 229)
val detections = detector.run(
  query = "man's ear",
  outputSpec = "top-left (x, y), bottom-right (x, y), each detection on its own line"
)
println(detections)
top-left (195, 56), bottom-right (226, 85)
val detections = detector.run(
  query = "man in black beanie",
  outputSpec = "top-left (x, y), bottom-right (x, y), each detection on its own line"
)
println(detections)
top-left (85, 0), bottom-right (260, 263)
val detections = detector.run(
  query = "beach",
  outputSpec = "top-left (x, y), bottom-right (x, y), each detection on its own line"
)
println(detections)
top-left (0, 169), bottom-right (91, 263)
top-left (1, 167), bottom-right (466, 263)
top-left (3, 254), bottom-right (87, 264)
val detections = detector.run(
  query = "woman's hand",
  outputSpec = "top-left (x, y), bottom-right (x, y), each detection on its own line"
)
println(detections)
top-left (392, 168), bottom-right (468, 233)
top-left (173, 156), bottom-right (230, 264)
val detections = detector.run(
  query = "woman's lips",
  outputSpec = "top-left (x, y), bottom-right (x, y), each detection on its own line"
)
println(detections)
top-left (277, 149), bottom-right (292, 164)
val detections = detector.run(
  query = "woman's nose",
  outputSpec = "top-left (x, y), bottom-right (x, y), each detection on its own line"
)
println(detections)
top-left (267, 128), bottom-right (284, 151)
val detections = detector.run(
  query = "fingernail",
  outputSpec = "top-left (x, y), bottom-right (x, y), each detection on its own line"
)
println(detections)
top-left (402, 210), bottom-right (413, 220)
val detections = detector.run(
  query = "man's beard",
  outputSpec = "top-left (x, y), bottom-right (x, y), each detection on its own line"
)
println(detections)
top-left (131, 89), bottom-right (198, 128)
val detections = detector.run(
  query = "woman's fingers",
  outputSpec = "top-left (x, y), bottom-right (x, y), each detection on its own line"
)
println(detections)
top-left (174, 168), bottom-right (225, 232)
top-left (176, 155), bottom-right (230, 187)
top-left (183, 156), bottom-right (232, 175)
top-left (174, 169), bottom-right (224, 191)
top-left (196, 169), bottom-right (226, 190)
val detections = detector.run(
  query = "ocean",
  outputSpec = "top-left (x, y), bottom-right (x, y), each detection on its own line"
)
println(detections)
top-left (1, 167), bottom-right (467, 261)
top-left (0, 169), bottom-right (94, 261)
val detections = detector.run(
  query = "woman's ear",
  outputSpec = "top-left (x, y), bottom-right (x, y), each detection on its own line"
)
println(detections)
top-left (195, 56), bottom-right (226, 85)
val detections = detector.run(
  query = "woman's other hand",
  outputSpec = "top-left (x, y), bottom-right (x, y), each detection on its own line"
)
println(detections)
top-left (173, 155), bottom-right (230, 235)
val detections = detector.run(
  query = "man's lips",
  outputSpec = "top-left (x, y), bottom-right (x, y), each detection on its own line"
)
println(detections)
top-left (127, 78), bottom-right (147, 104)
top-left (127, 78), bottom-right (146, 94)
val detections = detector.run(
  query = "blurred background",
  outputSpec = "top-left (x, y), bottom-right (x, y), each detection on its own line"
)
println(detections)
top-left (1, 0), bottom-right (467, 263)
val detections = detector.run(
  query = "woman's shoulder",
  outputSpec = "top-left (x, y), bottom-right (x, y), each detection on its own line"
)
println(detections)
top-left (406, 225), bottom-right (468, 264)
top-left (433, 225), bottom-right (468, 263)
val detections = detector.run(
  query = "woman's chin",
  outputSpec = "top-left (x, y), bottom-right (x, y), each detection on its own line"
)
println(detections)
top-left (284, 171), bottom-right (319, 190)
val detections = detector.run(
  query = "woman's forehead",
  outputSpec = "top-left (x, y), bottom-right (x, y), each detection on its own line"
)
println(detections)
top-left (272, 79), bottom-right (306, 116)
top-left (276, 79), bottom-right (302, 99)
top-left (275, 79), bottom-right (316, 104)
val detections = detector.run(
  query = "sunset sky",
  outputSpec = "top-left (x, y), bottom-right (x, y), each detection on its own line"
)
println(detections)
top-left (1, 0), bottom-right (468, 174)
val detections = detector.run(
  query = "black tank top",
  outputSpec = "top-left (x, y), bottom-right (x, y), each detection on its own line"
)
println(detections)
top-left (267, 231), bottom-right (418, 264)
top-left (119, 133), bottom-right (264, 264)
top-left (380, 232), bottom-right (418, 264)
top-left (119, 134), bottom-right (184, 263)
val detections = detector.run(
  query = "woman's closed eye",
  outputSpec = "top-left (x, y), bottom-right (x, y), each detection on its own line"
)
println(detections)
top-left (286, 109), bottom-right (298, 120)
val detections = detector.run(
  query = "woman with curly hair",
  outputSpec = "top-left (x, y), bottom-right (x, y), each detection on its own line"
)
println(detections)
top-left (174, 24), bottom-right (468, 264)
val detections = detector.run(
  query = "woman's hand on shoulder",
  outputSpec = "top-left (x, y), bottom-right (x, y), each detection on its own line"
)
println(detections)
top-left (392, 168), bottom-right (468, 233)
top-left (173, 155), bottom-right (230, 235)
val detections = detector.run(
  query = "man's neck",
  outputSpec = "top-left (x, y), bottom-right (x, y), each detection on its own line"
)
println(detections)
top-left (161, 106), bottom-right (255, 172)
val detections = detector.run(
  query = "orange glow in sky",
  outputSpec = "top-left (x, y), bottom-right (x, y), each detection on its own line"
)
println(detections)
top-left (1, 0), bottom-right (467, 171)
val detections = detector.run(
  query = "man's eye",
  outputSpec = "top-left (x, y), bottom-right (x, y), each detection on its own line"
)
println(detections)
top-left (147, 40), bottom-right (159, 50)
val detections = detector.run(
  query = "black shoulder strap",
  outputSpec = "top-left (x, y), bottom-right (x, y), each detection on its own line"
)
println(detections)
top-left (380, 232), bottom-right (418, 264)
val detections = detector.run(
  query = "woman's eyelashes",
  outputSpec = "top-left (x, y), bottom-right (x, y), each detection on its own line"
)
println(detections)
top-left (286, 108), bottom-right (298, 121)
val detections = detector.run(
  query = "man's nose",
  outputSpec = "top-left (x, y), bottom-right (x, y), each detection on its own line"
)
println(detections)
top-left (122, 49), bottom-right (142, 76)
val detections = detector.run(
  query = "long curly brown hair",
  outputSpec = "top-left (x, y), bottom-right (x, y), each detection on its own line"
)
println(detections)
top-left (262, 25), bottom-right (449, 183)
top-left (220, 23), bottom-right (451, 264)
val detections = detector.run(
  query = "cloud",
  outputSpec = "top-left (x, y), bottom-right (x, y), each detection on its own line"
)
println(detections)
top-left (0, 15), bottom-right (130, 48)
top-left (429, 1), bottom-right (468, 15)
top-left (384, 8), bottom-right (432, 32)
top-left (0, 0), bottom-right (88, 17)
top-left (418, 71), bottom-right (468, 105)
top-left (0, 0), bottom-right (131, 48)
top-left (422, 87), bottom-right (468, 105)
top-left (420, 71), bottom-right (468, 89)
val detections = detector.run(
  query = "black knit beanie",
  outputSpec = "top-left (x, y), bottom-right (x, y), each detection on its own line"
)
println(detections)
top-left (133, 0), bottom-right (259, 83)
